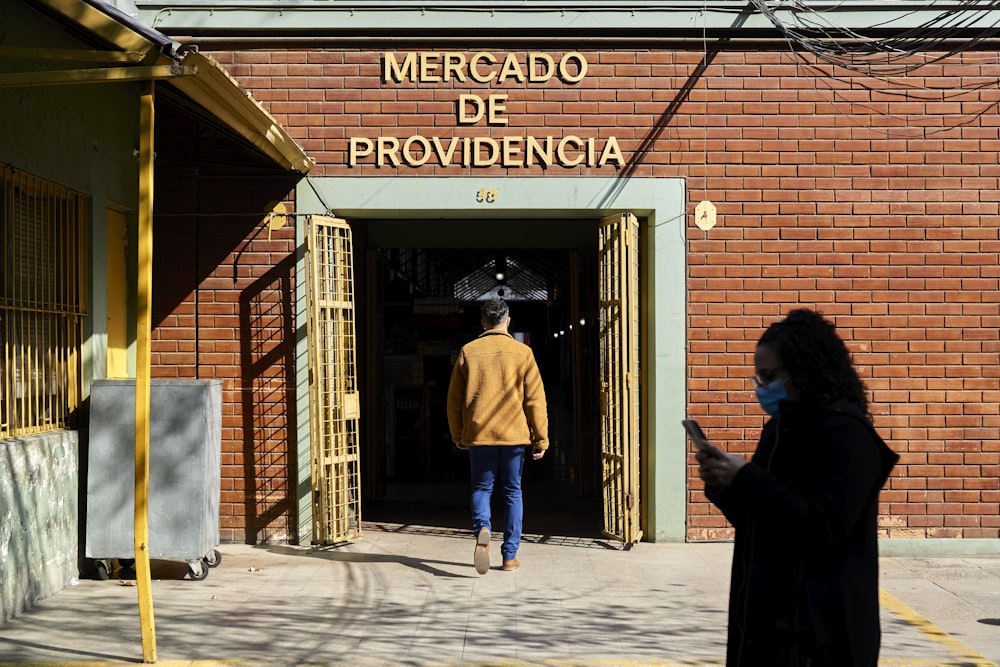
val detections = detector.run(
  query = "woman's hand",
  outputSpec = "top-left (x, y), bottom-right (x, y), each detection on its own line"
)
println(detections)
top-left (696, 444), bottom-right (748, 488)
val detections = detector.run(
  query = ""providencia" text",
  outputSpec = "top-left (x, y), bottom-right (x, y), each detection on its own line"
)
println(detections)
top-left (346, 51), bottom-right (624, 169)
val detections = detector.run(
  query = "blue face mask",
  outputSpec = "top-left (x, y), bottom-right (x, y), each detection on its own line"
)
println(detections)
top-left (755, 378), bottom-right (788, 417)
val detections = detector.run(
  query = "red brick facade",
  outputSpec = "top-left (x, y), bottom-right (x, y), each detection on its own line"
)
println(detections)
top-left (169, 46), bottom-right (999, 542)
top-left (151, 224), bottom-right (298, 544)
top-left (149, 102), bottom-right (302, 544)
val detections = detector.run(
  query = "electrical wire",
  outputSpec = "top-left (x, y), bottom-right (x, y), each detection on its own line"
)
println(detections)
top-left (751, 0), bottom-right (1000, 77)
top-left (748, 1), bottom-right (1000, 137)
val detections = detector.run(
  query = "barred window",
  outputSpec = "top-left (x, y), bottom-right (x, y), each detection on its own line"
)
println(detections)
top-left (0, 165), bottom-right (88, 438)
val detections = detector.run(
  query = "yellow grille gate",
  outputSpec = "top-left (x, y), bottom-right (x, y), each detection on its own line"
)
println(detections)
top-left (598, 212), bottom-right (641, 545)
top-left (306, 215), bottom-right (362, 545)
top-left (0, 165), bottom-right (87, 439)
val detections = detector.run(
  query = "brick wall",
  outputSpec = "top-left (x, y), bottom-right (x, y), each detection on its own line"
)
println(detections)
top-left (201, 46), bottom-right (999, 541)
top-left (151, 97), bottom-right (301, 544)
top-left (150, 223), bottom-right (298, 544)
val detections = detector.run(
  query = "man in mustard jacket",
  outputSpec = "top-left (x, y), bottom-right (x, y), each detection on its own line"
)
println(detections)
top-left (447, 298), bottom-right (549, 574)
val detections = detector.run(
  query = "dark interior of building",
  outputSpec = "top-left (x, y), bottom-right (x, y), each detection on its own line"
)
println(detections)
top-left (358, 242), bottom-right (606, 538)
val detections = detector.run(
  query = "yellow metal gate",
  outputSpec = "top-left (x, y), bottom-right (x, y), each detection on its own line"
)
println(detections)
top-left (306, 215), bottom-right (362, 544)
top-left (599, 212), bottom-right (641, 545)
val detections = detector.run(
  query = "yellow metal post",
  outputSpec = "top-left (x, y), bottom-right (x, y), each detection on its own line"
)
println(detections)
top-left (135, 80), bottom-right (158, 663)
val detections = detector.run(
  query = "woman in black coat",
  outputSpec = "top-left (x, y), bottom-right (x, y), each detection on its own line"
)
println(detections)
top-left (697, 309), bottom-right (898, 667)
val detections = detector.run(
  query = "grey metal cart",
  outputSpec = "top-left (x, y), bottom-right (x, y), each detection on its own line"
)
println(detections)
top-left (86, 379), bottom-right (223, 580)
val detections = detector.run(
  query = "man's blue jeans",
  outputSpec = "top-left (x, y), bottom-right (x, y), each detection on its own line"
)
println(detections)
top-left (468, 445), bottom-right (526, 562)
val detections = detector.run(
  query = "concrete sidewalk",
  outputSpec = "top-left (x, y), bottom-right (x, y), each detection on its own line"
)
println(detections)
top-left (0, 522), bottom-right (998, 666)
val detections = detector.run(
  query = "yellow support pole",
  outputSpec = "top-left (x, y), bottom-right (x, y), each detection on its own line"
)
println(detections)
top-left (135, 80), bottom-right (158, 663)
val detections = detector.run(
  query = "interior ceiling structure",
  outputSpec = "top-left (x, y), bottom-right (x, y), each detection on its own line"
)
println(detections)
top-left (380, 248), bottom-right (570, 302)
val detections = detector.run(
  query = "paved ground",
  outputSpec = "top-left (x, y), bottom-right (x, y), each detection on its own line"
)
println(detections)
top-left (0, 520), bottom-right (998, 667)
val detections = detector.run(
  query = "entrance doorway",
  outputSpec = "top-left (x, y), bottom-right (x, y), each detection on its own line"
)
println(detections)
top-left (360, 244), bottom-right (604, 538)
top-left (298, 175), bottom-right (686, 544)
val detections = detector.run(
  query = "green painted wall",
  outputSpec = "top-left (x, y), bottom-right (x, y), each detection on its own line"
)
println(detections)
top-left (0, 0), bottom-right (143, 619)
top-left (0, 2), bottom-right (141, 201)
top-left (1, 0), bottom-right (141, 392)
top-left (137, 1), bottom-right (985, 34)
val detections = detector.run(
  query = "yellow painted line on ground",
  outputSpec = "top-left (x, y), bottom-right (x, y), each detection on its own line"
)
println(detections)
top-left (879, 663), bottom-right (993, 667)
top-left (879, 588), bottom-right (997, 667)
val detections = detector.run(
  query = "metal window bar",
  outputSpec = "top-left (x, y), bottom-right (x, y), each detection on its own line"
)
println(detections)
top-left (600, 217), bottom-right (624, 540)
top-left (0, 165), bottom-right (86, 439)
top-left (307, 216), bottom-right (361, 545)
top-left (599, 212), bottom-right (641, 545)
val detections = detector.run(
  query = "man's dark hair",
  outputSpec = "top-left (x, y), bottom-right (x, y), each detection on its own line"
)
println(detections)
top-left (481, 299), bottom-right (509, 328)
top-left (758, 308), bottom-right (870, 420)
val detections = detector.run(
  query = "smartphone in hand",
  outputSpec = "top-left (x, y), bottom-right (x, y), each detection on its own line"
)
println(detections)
top-left (682, 419), bottom-right (714, 455)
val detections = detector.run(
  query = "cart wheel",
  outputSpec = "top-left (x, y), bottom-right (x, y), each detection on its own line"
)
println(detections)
top-left (203, 549), bottom-right (222, 568)
top-left (118, 558), bottom-right (136, 569)
top-left (188, 561), bottom-right (209, 581)
top-left (94, 560), bottom-right (111, 581)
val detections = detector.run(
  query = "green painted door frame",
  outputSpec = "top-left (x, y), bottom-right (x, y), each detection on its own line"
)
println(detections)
top-left (295, 176), bottom-right (688, 543)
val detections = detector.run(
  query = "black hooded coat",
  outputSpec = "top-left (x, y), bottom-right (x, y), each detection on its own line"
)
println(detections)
top-left (706, 400), bottom-right (898, 667)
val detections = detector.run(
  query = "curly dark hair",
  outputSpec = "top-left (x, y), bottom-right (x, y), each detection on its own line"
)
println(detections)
top-left (758, 308), bottom-right (870, 420)
top-left (481, 299), bottom-right (509, 327)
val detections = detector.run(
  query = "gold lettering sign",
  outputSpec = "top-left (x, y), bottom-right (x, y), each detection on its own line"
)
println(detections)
top-left (349, 51), bottom-right (621, 169)
top-left (383, 51), bottom-right (587, 84)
